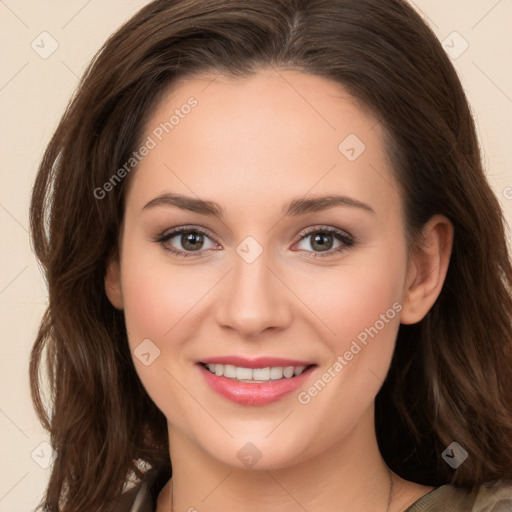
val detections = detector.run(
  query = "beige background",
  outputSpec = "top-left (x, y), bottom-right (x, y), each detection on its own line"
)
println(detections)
top-left (0, 1), bottom-right (511, 510)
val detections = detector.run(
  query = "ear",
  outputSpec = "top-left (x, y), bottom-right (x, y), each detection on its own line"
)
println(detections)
top-left (104, 254), bottom-right (124, 310)
top-left (400, 215), bottom-right (453, 325)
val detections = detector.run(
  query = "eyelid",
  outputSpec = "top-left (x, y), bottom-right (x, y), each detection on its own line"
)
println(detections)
top-left (295, 225), bottom-right (353, 242)
top-left (157, 225), bottom-right (218, 243)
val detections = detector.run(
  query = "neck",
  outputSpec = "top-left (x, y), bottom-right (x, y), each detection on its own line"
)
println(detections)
top-left (158, 407), bottom-right (397, 512)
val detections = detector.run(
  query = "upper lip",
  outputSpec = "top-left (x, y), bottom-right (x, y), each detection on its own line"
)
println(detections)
top-left (199, 356), bottom-right (315, 369)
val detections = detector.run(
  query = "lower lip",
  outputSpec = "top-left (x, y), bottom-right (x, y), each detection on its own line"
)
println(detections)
top-left (198, 364), bottom-right (315, 406)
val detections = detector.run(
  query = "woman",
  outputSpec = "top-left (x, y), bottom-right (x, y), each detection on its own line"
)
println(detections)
top-left (29, 0), bottom-right (512, 511)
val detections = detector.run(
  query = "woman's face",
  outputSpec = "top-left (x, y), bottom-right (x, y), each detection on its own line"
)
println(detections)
top-left (111, 69), bottom-right (414, 470)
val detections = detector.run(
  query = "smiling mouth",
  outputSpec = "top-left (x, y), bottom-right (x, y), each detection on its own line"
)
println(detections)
top-left (199, 362), bottom-right (316, 383)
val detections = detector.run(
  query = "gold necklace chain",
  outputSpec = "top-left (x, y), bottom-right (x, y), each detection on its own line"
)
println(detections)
top-left (387, 467), bottom-right (395, 512)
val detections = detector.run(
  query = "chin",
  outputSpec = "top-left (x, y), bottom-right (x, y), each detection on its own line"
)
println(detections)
top-left (197, 430), bottom-right (311, 471)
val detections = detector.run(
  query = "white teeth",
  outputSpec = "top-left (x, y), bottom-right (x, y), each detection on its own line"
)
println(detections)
top-left (252, 368), bottom-right (271, 381)
top-left (223, 364), bottom-right (236, 378)
top-left (204, 363), bottom-right (310, 382)
top-left (294, 366), bottom-right (306, 376)
top-left (235, 366), bottom-right (253, 380)
top-left (270, 367), bottom-right (284, 380)
top-left (283, 366), bottom-right (294, 378)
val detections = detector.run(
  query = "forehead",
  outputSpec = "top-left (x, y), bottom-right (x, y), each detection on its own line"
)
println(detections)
top-left (126, 68), bottom-right (401, 219)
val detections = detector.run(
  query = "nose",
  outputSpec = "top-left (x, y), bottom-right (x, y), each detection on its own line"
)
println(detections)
top-left (215, 249), bottom-right (293, 338)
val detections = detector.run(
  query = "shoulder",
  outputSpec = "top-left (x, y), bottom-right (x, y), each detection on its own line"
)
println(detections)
top-left (407, 480), bottom-right (512, 511)
top-left (473, 480), bottom-right (512, 511)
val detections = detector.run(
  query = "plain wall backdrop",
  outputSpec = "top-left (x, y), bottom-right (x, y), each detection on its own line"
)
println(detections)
top-left (0, 0), bottom-right (511, 510)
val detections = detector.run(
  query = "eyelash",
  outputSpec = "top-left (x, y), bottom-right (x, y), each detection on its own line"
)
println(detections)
top-left (154, 225), bottom-right (355, 259)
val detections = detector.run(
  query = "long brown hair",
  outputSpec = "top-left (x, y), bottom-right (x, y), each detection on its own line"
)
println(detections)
top-left (29, 0), bottom-right (512, 510)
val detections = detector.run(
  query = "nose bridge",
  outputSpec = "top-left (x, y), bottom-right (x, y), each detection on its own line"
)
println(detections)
top-left (216, 245), bottom-right (292, 336)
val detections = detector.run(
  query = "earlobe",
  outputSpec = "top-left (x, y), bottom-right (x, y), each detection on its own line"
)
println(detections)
top-left (400, 215), bottom-right (453, 325)
top-left (104, 256), bottom-right (124, 310)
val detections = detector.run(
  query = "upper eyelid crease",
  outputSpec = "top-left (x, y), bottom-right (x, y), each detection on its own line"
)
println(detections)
top-left (142, 193), bottom-right (376, 217)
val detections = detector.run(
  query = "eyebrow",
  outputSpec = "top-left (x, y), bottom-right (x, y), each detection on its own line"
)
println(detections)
top-left (142, 193), bottom-right (375, 217)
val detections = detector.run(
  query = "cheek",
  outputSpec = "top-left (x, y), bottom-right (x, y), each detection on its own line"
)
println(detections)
top-left (118, 242), bottom-right (200, 421)
top-left (288, 243), bottom-right (407, 430)
top-left (290, 264), bottom-right (405, 449)
top-left (293, 244), bottom-right (407, 354)
top-left (119, 240), bottom-right (212, 346)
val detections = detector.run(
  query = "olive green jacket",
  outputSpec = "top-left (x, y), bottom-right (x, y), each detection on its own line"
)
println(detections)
top-left (115, 470), bottom-right (512, 511)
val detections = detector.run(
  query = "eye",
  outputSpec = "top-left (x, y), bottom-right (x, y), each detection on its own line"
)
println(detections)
top-left (155, 227), bottom-right (220, 257)
top-left (293, 226), bottom-right (354, 258)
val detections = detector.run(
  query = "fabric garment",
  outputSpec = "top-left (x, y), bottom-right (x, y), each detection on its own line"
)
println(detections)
top-left (115, 468), bottom-right (512, 512)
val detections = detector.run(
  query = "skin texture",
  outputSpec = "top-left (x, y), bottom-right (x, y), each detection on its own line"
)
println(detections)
top-left (105, 68), bottom-right (453, 511)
